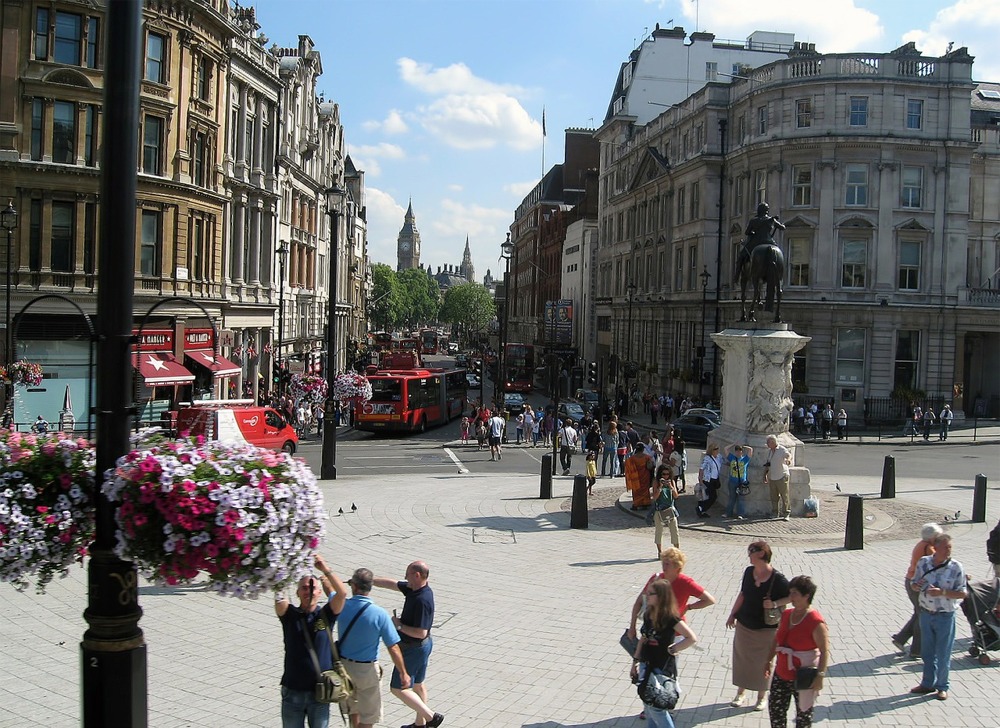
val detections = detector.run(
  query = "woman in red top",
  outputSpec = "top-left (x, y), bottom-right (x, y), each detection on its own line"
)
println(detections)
top-left (765, 575), bottom-right (830, 728)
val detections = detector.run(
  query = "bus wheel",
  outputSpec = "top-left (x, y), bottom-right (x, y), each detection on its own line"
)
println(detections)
top-left (282, 441), bottom-right (296, 454)
top-left (418, 416), bottom-right (427, 434)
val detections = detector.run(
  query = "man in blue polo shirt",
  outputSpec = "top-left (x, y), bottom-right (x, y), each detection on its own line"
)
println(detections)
top-left (338, 568), bottom-right (444, 728)
top-left (275, 554), bottom-right (348, 728)
top-left (374, 561), bottom-right (440, 728)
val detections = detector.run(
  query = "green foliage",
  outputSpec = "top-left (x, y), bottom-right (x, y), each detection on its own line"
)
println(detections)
top-left (369, 263), bottom-right (404, 331)
top-left (397, 268), bottom-right (441, 327)
top-left (439, 283), bottom-right (496, 339)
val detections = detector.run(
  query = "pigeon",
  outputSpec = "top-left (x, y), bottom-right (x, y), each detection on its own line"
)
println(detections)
top-left (835, 483), bottom-right (841, 492)
top-left (351, 503), bottom-right (358, 513)
top-left (954, 510), bottom-right (961, 521)
top-left (337, 507), bottom-right (344, 516)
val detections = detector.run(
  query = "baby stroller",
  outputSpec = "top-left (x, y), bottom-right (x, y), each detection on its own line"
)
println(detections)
top-left (960, 577), bottom-right (1000, 665)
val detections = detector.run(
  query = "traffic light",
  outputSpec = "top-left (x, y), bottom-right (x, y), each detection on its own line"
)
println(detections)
top-left (587, 361), bottom-right (598, 386)
top-left (272, 363), bottom-right (281, 384)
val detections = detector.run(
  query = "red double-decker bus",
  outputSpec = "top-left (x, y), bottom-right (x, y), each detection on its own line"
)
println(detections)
top-left (419, 329), bottom-right (439, 355)
top-left (354, 366), bottom-right (468, 433)
top-left (398, 337), bottom-right (420, 354)
top-left (503, 343), bottom-right (535, 393)
top-left (372, 331), bottom-right (393, 351)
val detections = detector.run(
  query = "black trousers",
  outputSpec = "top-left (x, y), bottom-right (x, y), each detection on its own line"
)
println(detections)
top-left (560, 446), bottom-right (573, 471)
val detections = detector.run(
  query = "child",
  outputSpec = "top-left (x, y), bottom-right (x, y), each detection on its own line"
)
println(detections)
top-left (586, 450), bottom-right (598, 495)
top-left (460, 416), bottom-right (471, 444)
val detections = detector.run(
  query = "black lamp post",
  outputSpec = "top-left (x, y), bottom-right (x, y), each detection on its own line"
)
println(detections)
top-left (275, 240), bottom-right (289, 397)
top-left (1, 200), bottom-right (16, 373)
top-left (625, 279), bottom-right (636, 412)
top-left (699, 266), bottom-right (711, 399)
top-left (321, 183), bottom-right (345, 480)
top-left (497, 232), bottom-right (513, 405)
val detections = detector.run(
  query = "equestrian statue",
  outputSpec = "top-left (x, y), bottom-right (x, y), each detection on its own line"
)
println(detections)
top-left (735, 202), bottom-right (786, 323)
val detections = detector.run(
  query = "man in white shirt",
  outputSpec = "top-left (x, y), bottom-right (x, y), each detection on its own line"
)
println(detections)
top-left (488, 412), bottom-right (506, 461)
top-left (938, 405), bottom-right (954, 441)
top-left (762, 435), bottom-right (792, 520)
top-left (559, 419), bottom-right (579, 475)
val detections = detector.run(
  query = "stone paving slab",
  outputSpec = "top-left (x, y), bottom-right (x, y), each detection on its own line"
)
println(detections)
top-left (0, 471), bottom-right (997, 727)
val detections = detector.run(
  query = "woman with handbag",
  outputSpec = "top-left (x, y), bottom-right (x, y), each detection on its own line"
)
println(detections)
top-left (668, 439), bottom-right (687, 494)
top-left (696, 443), bottom-right (724, 517)
top-left (766, 575), bottom-right (829, 728)
top-left (725, 540), bottom-right (791, 712)
top-left (630, 579), bottom-right (699, 727)
top-left (651, 464), bottom-right (681, 555)
top-left (601, 422), bottom-right (620, 477)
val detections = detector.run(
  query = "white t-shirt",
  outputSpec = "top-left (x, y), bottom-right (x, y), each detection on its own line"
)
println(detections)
top-left (489, 416), bottom-right (505, 438)
top-left (765, 444), bottom-right (791, 479)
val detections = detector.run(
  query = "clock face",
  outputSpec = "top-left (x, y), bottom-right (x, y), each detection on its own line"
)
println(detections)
top-left (401, 242), bottom-right (411, 252)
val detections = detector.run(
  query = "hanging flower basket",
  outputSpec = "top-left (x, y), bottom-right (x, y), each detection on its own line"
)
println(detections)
top-left (332, 372), bottom-right (372, 402)
top-left (102, 439), bottom-right (326, 598)
top-left (5, 361), bottom-right (44, 387)
top-left (289, 373), bottom-right (329, 408)
top-left (0, 432), bottom-right (96, 592)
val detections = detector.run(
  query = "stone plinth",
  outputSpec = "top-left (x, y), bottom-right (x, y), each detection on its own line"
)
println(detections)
top-left (707, 325), bottom-right (812, 517)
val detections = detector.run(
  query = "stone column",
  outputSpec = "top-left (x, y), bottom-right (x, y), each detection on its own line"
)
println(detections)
top-left (249, 202), bottom-right (261, 285)
top-left (707, 324), bottom-right (812, 517)
top-left (231, 196), bottom-right (245, 284)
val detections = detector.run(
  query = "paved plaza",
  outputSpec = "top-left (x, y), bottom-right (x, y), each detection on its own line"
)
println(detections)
top-left (1, 459), bottom-right (998, 727)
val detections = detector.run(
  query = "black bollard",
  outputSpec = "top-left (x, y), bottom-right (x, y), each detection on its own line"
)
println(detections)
top-left (972, 474), bottom-right (988, 523)
top-left (570, 474), bottom-right (589, 529)
top-left (880, 455), bottom-right (895, 499)
top-left (845, 494), bottom-right (864, 550)
top-left (540, 455), bottom-right (553, 499)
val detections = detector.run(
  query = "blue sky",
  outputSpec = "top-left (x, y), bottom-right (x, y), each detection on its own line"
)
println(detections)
top-left (250, 0), bottom-right (998, 280)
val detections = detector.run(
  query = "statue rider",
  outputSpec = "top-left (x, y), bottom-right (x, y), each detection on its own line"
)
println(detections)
top-left (734, 202), bottom-right (786, 283)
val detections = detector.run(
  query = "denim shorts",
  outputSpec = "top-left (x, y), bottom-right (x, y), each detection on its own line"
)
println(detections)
top-left (391, 636), bottom-right (433, 687)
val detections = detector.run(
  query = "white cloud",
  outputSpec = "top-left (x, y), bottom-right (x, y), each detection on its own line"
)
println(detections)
top-left (505, 180), bottom-right (538, 199)
top-left (447, 184), bottom-right (463, 192)
top-left (678, 0), bottom-right (884, 53)
top-left (364, 188), bottom-right (406, 266)
top-left (901, 0), bottom-right (1000, 81)
top-left (349, 156), bottom-right (381, 177)
top-left (397, 57), bottom-right (542, 151)
top-left (352, 143), bottom-right (406, 160)
top-left (361, 109), bottom-right (409, 135)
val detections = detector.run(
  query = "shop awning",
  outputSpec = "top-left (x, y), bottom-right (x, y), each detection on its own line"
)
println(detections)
top-left (137, 352), bottom-right (195, 386)
top-left (186, 351), bottom-right (241, 378)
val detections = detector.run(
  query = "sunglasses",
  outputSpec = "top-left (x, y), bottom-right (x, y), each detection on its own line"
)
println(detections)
top-left (748, 546), bottom-right (762, 555)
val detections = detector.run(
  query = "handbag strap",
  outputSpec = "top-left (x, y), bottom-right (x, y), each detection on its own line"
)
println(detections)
top-left (301, 600), bottom-right (371, 679)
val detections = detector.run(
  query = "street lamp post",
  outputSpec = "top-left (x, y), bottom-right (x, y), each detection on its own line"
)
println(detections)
top-left (1, 201), bottom-right (17, 374)
top-left (498, 233), bottom-right (513, 406)
top-left (275, 240), bottom-right (289, 397)
top-left (321, 183), bottom-right (346, 480)
top-left (699, 266), bottom-right (711, 400)
top-left (625, 279), bottom-right (636, 413)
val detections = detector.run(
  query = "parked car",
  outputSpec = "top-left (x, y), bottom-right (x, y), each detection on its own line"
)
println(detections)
top-left (454, 353), bottom-right (469, 367)
top-left (669, 413), bottom-right (720, 446)
top-left (503, 392), bottom-right (526, 416)
top-left (557, 401), bottom-right (587, 424)
top-left (575, 389), bottom-right (599, 408)
top-left (466, 373), bottom-right (481, 388)
top-left (682, 407), bottom-right (721, 422)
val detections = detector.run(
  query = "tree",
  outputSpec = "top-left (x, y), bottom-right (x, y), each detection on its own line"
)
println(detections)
top-left (397, 268), bottom-right (441, 328)
top-left (369, 263), bottom-right (403, 332)
top-left (439, 283), bottom-right (496, 345)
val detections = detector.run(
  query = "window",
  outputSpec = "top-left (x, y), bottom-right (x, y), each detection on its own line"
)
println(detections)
top-left (705, 61), bottom-right (718, 80)
top-left (791, 165), bottom-right (812, 206)
top-left (34, 8), bottom-right (49, 59)
top-left (31, 99), bottom-right (43, 161)
top-left (845, 164), bottom-right (868, 206)
top-left (191, 217), bottom-right (206, 280)
top-left (789, 238), bottom-right (810, 287)
top-left (54, 12), bottom-right (82, 65)
top-left (29, 200), bottom-right (42, 271)
top-left (192, 131), bottom-right (208, 186)
top-left (196, 56), bottom-right (211, 100)
top-left (737, 112), bottom-right (747, 141)
top-left (688, 244), bottom-right (697, 290)
top-left (87, 17), bottom-right (99, 68)
top-left (906, 99), bottom-right (923, 130)
top-left (733, 175), bottom-right (745, 215)
top-left (84, 105), bottom-right (97, 166)
top-left (796, 99), bottom-right (812, 128)
top-left (901, 166), bottom-right (923, 208)
top-left (690, 181), bottom-right (700, 220)
top-left (898, 241), bottom-right (921, 290)
top-left (140, 210), bottom-right (161, 276)
top-left (84, 203), bottom-right (96, 275)
top-left (676, 187), bottom-right (686, 224)
top-left (142, 116), bottom-right (163, 174)
top-left (757, 105), bottom-right (768, 135)
top-left (836, 328), bottom-right (866, 384)
top-left (51, 201), bottom-right (75, 272)
top-left (841, 240), bottom-right (867, 288)
top-left (674, 247), bottom-right (683, 290)
top-left (894, 331), bottom-right (919, 390)
top-left (52, 101), bottom-right (76, 164)
top-left (849, 96), bottom-right (868, 126)
top-left (145, 32), bottom-right (166, 83)
top-left (754, 170), bottom-right (766, 206)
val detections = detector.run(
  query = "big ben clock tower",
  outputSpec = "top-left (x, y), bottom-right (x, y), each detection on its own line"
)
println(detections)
top-left (396, 200), bottom-right (421, 271)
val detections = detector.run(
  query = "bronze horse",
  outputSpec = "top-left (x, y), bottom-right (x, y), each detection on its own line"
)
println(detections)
top-left (738, 242), bottom-right (785, 323)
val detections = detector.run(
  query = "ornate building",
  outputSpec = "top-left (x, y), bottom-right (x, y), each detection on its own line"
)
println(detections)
top-left (460, 236), bottom-right (475, 282)
top-left (396, 199), bottom-right (420, 271)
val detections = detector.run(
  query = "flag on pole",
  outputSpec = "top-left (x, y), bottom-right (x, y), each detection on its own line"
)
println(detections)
top-left (542, 107), bottom-right (546, 137)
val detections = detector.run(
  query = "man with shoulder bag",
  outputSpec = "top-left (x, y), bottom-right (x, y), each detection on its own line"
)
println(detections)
top-left (275, 554), bottom-right (349, 728)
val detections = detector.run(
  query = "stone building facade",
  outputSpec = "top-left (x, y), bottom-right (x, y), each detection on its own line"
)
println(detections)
top-left (595, 43), bottom-right (1000, 419)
